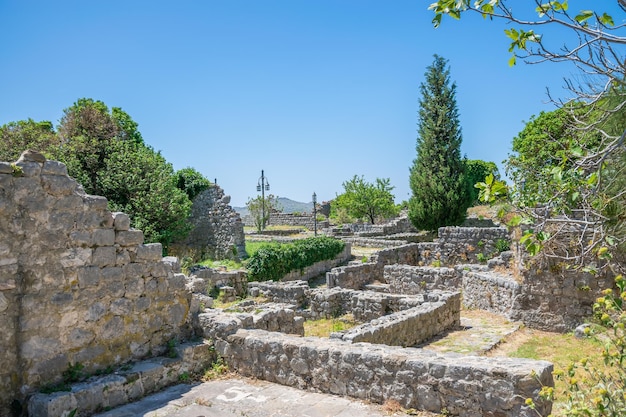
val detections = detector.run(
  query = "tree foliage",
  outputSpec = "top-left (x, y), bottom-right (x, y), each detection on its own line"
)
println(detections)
top-left (408, 55), bottom-right (470, 231)
top-left (246, 194), bottom-right (281, 232)
top-left (0, 119), bottom-right (59, 162)
top-left (175, 167), bottom-right (212, 201)
top-left (0, 98), bottom-right (197, 250)
top-left (464, 159), bottom-right (500, 204)
top-left (333, 175), bottom-right (398, 224)
top-left (428, 3), bottom-right (626, 414)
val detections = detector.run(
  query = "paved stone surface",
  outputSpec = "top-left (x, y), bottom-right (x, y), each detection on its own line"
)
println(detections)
top-left (420, 309), bottom-right (521, 355)
top-left (93, 377), bottom-right (397, 417)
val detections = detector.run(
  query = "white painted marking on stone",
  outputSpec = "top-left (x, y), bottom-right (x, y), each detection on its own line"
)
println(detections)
top-left (216, 386), bottom-right (268, 403)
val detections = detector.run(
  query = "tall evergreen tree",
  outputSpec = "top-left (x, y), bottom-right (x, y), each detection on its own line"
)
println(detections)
top-left (408, 55), bottom-right (470, 231)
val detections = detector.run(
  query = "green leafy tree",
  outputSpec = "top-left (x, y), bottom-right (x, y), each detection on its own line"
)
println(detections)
top-left (56, 98), bottom-right (193, 249)
top-left (506, 107), bottom-right (601, 208)
top-left (333, 175), bottom-right (398, 224)
top-left (175, 167), bottom-right (212, 201)
top-left (246, 194), bottom-right (281, 232)
top-left (97, 140), bottom-right (192, 249)
top-left (429, 3), bottom-right (626, 414)
top-left (475, 173), bottom-right (508, 204)
top-left (464, 159), bottom-right (500, 204)
top-left (408, 55), bottom-right (470, 231)
top-left (0, 119), bottom-right (59, 161)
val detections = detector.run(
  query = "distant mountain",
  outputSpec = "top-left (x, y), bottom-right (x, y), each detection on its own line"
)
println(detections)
top-left (233, 197), bottom-right (313, 217)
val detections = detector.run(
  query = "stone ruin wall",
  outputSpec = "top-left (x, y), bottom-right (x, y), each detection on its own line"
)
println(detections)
top-left (0, 152), bottom-right (191, 414)
top-left (331, 224), bottom-right (610, 332)
top-left (434, 226), bottom-right (511, 265)
top-left (243, 212), bottom-right (329, 230)
top-left (326, 243), bottom-right (422, 290)
top-left (215, 329), bottom-right (553, 417)
top-left (170, 185), bottom-right (246, 261)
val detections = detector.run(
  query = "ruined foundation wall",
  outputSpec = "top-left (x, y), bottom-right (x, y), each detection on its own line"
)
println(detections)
top-left (0, 152), bottom-right (190, 413)
top-left (170, 186), bottom-right (246, 261)
top-left (216, 329), bottom-right (553, 417)
top-left (333, 292), bottom-right (461, 347)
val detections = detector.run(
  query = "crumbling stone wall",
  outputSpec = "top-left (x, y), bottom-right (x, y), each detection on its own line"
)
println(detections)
top-left (332, 292), bottom-right (461, 347)
top-left (384, 265), bottom-right (461, 294)
top-left (0, 152), bottom-right (190, 414)
top-left (462, 271), bottom-right (522, 317)
top-left (243, 212), bottom-right (329, 230)
top-left (170, 186), bottom-right (245, 261)
top-left (436, 226), bottom-right (510, 265)
top-left (216, 329), bottom-right (553, 417)
top-left (326, 243), bottom-right (422, 289)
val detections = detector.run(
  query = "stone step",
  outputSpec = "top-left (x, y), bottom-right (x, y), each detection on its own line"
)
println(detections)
top-left (28, 341), bottom-right (216, 417)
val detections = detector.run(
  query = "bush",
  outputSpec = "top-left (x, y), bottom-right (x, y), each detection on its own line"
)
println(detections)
top-left (246, 237), bottom-right (345, 282)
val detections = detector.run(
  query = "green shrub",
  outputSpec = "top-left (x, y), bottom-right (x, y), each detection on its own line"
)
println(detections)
top-left (245, 237), bottom-right (345, 282)
top-left (495, 238), bottom-right (511, 252)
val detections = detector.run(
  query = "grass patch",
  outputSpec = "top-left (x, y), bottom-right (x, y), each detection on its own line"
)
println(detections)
top-left (244, 240), bottom-right (273, 258)
top-left (504, 329), bottom-right (606, 415)
top-left (304, 314), bottom-right (358, 337)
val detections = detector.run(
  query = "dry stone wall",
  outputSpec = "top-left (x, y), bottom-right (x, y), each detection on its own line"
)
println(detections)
top-left (170, 186), bottom-right (245, 261)
top-left (436, 226), bottom-right (510, 265)
top-left (326, 243), bottom-right (422, 289)
top-left (384, 265), bottom-right (461, 294)
top-left (216, 329), bottom-right (553, 417)
top-left (332, 292), bottom-right (461, 347)
top-left (243, 212), bottom-right (329, 230)
top-left (0, 151), bottom-right (191, 414)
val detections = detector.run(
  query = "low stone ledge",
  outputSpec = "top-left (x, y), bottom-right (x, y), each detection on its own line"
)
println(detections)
top-left (216, 329), bottom-right (553, 417)
top-left (27, 340), bottom-right (216, 417)
top-left (333, 292), bottom-right (461, 347)
top-left (462, 271), bottom-right (521, 316)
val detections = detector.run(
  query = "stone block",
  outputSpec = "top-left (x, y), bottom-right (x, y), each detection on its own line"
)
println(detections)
top-left (116, 249), bottom-right (131, 266)
top-left (82, 194), bottom-right (108, 210)
top-left (86, 302), bottom-right (107, 321)
top-left (110, 298), bottom-right (134, 316)
top-left (137, 243), bottom-right (163, 261)
top-left (112, 212), bottom-right (131, 231)
top-left (93, 246), bottom-right (116, 267)
top-left (41, 160), bottom-right (68, 176)
top-left (70, 230), bottom-right (92, 247)
top-left (54, 195), bottom-right (84, 212)
top-left (125, 276), bottom-right (145, 298)
top-left (41, 175), bottom-right (78, 196)
top-left (162, 256), bottom-right (181, 273)
top-left (115, 229), bottom-right (144, 246)
top-left (60, 247), bottom-right (92, 268)
top-left (14, 160), bottom-right (41, 177)
top-left (0, 162), bottom-right (13, 174)
top-left (93, 229), bottom-right (115, 246)
top-left (78, 266), bottom-right (100, 288)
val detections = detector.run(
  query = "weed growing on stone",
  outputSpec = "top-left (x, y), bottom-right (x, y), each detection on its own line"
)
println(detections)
top-left (166, 338), bottom-right (178, 358)
top-left (62, 363), bottom-right (84, 383)
top-left (178, 372), bottom-right (190, 383)
top-left (202, 355), bottom-right (229, 381)
top-left (495, 238), bottom-right (511, 253)
top-left (476, 253), bottom-right (487, 263)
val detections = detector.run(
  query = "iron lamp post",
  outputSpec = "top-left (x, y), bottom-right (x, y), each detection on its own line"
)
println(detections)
top-left (312, 192), bottom-right (317, 236)
top-left (257, 170), bottom-right (270, 230)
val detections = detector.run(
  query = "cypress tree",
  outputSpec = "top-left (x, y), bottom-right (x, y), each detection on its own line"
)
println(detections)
top-left (408, 55), bottom-right (470, 231)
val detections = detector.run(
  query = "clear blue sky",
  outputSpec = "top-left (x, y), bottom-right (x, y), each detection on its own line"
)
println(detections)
top-left (1, 1), bottom-right (613, 207)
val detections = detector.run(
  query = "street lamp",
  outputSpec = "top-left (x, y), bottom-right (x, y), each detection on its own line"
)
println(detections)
top-left (312, 192), bottom-right (317, 236)
top-left (257, 170), bottom-right (270, 230)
